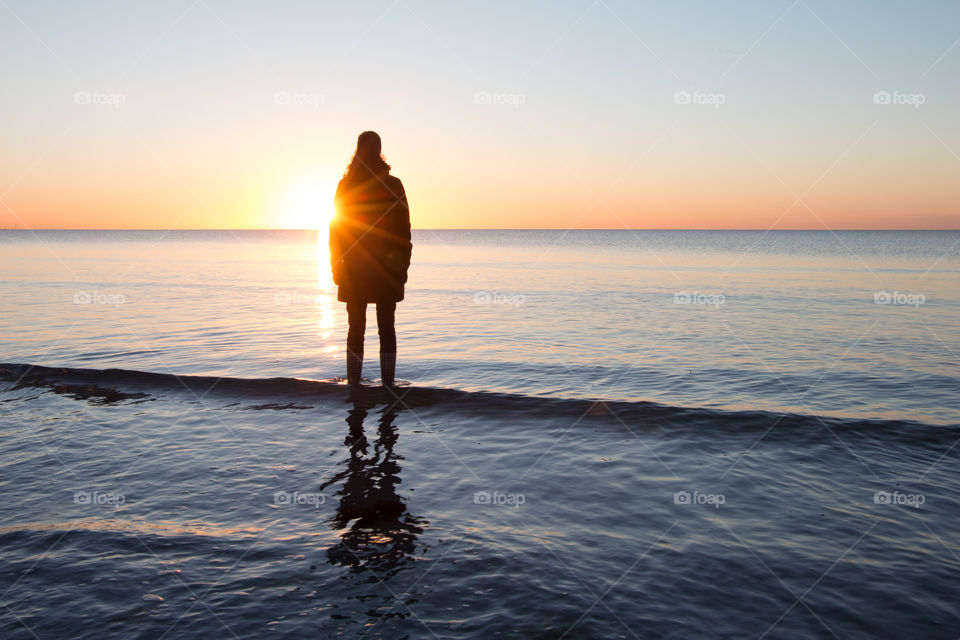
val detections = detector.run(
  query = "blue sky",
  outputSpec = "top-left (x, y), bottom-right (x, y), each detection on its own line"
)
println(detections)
top-left (1, 0), bottom-right (958, 228)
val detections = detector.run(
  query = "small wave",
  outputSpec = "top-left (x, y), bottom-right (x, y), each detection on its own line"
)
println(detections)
top-left (1, 362), bottom-right (954, 437)
top-left (73, 349), bottom-right (163, 360)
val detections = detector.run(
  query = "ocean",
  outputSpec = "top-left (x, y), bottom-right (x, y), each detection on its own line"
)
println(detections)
top-left (1, 229), bottom-right (958, 638)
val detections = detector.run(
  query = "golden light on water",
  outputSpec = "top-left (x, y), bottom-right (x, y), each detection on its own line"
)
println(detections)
top-left (316, 225), bottom-right (336, 341)
top-left (317, 231), bottom-right (334, 291)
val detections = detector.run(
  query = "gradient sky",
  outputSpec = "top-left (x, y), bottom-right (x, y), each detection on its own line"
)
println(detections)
top-left (1, 0), bottom-right (958, 229)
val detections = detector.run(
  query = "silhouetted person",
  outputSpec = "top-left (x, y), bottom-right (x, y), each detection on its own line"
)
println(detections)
top-left (330, 131), bottom-right (412, 387)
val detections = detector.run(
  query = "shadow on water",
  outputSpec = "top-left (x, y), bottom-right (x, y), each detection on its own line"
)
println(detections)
top-left (320, 403), bottom-right (426, 581)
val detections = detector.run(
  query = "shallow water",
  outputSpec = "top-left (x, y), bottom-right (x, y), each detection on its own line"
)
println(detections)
top-left (1, 364), bottom-right (958, 639)
top-left (1, 230), bottom-right (958, 424)
top-left (1, 230), bottom-right (959, 638)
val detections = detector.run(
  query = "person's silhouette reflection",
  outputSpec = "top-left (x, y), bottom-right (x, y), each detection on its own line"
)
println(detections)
top-left (320, 404), bottom-right (424, 577)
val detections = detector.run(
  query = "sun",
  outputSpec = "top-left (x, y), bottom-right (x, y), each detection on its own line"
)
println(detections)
top-left (276, 179), bottom-right (336, 229)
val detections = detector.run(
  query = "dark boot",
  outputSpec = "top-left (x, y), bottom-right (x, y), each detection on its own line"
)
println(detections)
top-left (347, 350), bottom-right (363, 386)
top-left (380, 351), bottom-right (396, 387)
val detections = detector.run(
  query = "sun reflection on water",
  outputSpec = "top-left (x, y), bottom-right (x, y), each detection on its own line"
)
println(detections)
top-left (316, 229), bottom-right (337, 344)
top-left (317, 227), bottom-right (333, 291)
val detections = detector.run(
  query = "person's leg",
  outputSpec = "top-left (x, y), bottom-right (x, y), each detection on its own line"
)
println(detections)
top-left (345, 302), bottom-right (367, 385)
top-left (376, 301), bottom-right (397, 386)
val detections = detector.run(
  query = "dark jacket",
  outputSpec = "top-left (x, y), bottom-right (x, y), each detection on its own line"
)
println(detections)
top-left (330, 171), bottom-right (412, 303)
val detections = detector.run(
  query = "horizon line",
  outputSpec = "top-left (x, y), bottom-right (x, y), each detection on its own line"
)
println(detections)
top-left (3, 227), bottom-right (959, 232)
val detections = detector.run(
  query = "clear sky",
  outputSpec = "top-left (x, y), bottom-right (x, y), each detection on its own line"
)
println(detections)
top-left (1, 0), bottom-right (958, 229)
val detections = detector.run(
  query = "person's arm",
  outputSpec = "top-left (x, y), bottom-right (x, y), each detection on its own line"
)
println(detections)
top-left (329, 180), bottom-right (345, 285)
top-left (394, 179), bottom-right (412, 282)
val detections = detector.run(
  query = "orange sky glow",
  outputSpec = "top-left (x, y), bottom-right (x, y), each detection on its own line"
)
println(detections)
top-left (2, 3), bottom-right (957, 230)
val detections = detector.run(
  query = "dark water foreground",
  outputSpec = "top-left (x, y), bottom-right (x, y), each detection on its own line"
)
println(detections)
top-left (1, 363), bottom-right (958, 639)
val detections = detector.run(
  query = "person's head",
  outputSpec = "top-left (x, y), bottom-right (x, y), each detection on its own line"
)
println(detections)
top-left (345, 130), bottom-right (390, 179)
top-left (356, 131), bottom-right (381, 161)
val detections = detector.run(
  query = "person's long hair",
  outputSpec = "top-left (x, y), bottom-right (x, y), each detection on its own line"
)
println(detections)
top-left (343, 130), bottom-right (390, 183)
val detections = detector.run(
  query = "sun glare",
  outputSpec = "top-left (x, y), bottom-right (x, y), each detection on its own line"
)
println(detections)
top-left (276, 179), bottom-right (336, 230)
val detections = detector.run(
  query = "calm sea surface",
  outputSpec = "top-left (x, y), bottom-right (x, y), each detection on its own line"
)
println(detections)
top-left (1, 230), bottom-right (959, 639)
top-left (1, 229), bottom-right (957, 423)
